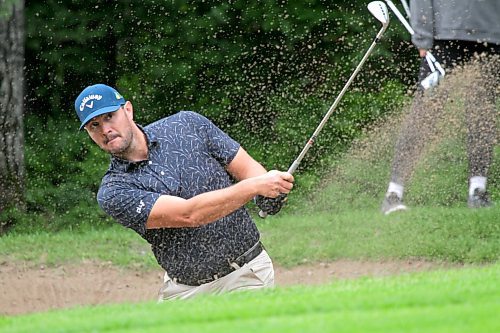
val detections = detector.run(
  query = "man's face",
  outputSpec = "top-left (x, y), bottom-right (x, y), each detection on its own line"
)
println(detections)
top-left (84, 104), bottom-right (134, 156)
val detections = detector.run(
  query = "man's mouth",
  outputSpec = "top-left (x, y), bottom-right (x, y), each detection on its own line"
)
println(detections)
top-left (105, 135), bottom-right (119, 145)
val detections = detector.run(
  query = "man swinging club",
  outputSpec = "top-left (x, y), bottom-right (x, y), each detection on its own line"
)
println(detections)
top-left (74, 84), bottom-right (293, 300)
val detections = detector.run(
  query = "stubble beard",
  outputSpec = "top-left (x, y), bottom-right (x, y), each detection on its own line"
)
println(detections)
top-left (104, 129), bottom-right (134, 159)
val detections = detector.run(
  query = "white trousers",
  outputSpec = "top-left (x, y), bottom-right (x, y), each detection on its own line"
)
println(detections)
top-left (158, 250), bottom-right (274, 301)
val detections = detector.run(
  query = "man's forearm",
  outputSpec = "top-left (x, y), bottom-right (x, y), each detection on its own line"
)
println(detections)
top-left (180, 178), bottom-right (260, 226)
top-left (146, 167), bottom-right (293, 229)
top-left (146, 177), bottom-right (259, 229)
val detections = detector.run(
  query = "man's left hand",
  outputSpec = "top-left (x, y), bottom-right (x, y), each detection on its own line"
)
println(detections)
top-left (255, 193), bottom-right (288, 215)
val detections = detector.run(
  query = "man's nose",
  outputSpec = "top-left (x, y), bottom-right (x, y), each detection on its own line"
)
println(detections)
top-left (101, 122), bottom-right (112, 133)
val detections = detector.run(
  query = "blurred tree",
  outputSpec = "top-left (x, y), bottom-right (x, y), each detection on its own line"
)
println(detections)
top-left (25, 0), bottom-right (122, 118)
top-left (5, 0), bottom-right (413, 232)
top-left (0, 0), bottom-right (25, 231)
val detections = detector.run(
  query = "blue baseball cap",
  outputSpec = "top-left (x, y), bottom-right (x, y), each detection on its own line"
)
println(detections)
top-left (74, 84), bottom-right (125, 130)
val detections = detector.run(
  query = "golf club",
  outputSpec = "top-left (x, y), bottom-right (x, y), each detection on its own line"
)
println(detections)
top-left (385, 0), bottom-right (445, 89)
top-left (399, 0), bottom-right (411, 18)
top-left (259, 1), bottom-right (390, 218)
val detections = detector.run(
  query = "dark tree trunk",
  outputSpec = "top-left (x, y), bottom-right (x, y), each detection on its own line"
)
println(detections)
top-left (0, 0), bottom-right (25, 231)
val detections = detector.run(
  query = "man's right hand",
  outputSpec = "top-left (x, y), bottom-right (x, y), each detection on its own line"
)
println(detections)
top-left (255, 170), bottom-right (294, 198)
top-left (253, 170), bottom-right (294, 216)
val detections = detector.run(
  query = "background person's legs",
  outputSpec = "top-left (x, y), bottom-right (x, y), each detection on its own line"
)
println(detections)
top-left (463, 51), bottom-right (499, 207)
top-left (382, 89), bottom-right (448, 214)
top-left (383, 41), bottom-right (498, 213)
top-left (382, 56), bottom-right (449, 214)
top-left (389, 89), bottom-right (445, 187)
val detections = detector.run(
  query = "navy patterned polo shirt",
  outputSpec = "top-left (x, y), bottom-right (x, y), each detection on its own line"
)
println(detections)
top-left (97, 111), bottom-right (260, 282)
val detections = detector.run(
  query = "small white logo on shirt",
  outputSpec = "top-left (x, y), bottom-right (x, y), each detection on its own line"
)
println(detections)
top-left (136, 200), bottom-right (145, 213)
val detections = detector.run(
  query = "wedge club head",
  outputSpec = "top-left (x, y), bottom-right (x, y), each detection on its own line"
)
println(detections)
top-left (368, 1), bottom-right (390, 27)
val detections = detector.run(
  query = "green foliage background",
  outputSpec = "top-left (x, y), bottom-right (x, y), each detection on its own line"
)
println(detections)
top-left (2, 0), bottom-right (417, 232)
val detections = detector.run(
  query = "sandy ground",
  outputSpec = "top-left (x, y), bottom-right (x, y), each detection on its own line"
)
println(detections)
top-left (0, 259), bottom-right (453, 316)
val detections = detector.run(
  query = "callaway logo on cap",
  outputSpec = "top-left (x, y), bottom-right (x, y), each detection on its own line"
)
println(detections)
top-left (74, 84), bottom-right (125, 130)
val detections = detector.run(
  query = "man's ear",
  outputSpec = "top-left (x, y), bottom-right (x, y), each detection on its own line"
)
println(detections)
top-left (123, 101), bottom-right (134, 120)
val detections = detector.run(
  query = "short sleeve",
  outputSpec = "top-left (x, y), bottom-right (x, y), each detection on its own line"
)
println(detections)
top-left (97, 180), bottom-right (161, 236)
top-left (183, 111), bottom-right (240, 166)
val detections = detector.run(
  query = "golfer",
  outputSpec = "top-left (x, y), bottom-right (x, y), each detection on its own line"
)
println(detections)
top-left (382, 0), bottom-right (499, 214)
top-left (74, 84), bottom-right (294, 300)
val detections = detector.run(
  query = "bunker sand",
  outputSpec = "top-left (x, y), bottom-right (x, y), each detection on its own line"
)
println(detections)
top-left (0, 259), bottom-right (455, 316)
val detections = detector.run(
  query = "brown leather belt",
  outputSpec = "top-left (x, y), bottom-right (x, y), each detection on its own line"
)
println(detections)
top-left (175, 241), bottom-right (264, 286)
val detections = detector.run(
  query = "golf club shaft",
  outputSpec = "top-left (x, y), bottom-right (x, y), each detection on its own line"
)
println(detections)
top-left (400, 0), bottom-right (411, 18)
top-left (288, 25), bottom-right (387, 175)
top-left (259, 23), bottom-right (388, 218)
top-left (385, 0), bottom-right (413, 34)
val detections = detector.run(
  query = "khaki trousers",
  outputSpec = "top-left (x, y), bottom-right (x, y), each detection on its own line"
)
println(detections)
top-left (158, 250), bottom-right (274, 301)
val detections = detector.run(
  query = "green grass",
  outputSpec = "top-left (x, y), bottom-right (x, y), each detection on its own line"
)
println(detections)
top-left (1, 264), bottom-right (499, 333)
top-left (0, 225), bottom-right (156, 269)
top-left (2, 203), bottom-right (498, 269)
top-left (260, 206), bottom-right (499, 267)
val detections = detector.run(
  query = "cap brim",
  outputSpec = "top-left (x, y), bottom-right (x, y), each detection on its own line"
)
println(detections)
top-left (79, 105), bottom-right (122, 130)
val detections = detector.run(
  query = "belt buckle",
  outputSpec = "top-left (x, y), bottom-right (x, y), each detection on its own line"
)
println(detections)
top-left (191, 242), bottom-right (263, 286)
top-left (228, 258), bottom-right (241, 270)
top-left (196, 274), bottom-right (219, 286)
